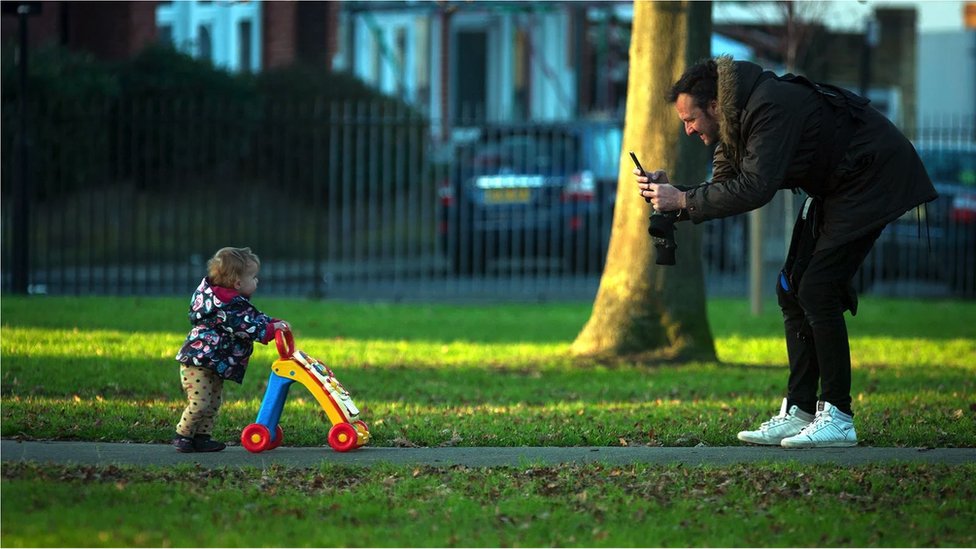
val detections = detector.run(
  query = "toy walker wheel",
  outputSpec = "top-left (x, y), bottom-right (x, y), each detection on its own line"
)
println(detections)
top-left (328, 422), bottom-right (359, 452)
top-left (241, 423), bottom-right (271, 453)
top-left (353, 420), bottom-right (370, 448)
top-left (269, 425), bottom-right (284, 450)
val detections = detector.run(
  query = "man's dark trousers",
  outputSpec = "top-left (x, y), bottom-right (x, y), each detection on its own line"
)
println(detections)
top-left (777, 228), bottom-right (883, 417)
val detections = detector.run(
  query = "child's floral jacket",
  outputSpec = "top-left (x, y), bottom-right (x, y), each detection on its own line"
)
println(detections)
top-left (175, 277), bottom-right (276, 383)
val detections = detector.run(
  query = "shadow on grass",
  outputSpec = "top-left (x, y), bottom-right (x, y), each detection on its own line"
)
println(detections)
top-left (3, 297), bottom-right (975, 343)
top-left (3, 355), bottom-right (972, 409)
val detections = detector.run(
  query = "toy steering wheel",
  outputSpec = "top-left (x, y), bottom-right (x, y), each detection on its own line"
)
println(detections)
top-left (275, 328), bottom-right (295, 359)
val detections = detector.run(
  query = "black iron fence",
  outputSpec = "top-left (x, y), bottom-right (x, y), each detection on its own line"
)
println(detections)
top-left (2, 100), bottom-right (973, 300)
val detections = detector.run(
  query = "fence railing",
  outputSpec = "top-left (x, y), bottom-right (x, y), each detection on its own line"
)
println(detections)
top-left (2, 100), bottom-right (973, 300)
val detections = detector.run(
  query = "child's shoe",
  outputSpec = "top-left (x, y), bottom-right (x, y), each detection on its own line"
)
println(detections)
top-left (192, 434), bottom-right (227, 452)
top-left (172, 434), bottom-right (195, 453)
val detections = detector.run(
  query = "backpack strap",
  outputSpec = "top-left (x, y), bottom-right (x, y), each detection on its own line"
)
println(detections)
top-left (777, 74), bottom-right (870, 193)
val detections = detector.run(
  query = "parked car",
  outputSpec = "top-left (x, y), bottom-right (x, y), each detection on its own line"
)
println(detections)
top-left (437, 122), bottom-right (621, 275)
top-left (856, 144), bottom-right (976, 297)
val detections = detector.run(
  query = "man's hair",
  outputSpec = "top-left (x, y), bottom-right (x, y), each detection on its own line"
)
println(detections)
top-left (208, 247), bottom-right (260, 288)
top-left (667, 58), bottom-right (719, 109)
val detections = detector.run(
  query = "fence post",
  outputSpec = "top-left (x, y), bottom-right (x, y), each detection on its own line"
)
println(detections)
top-left (11, 4), bottom-right (33, 294)
top-left (312, 98), bottom-right (325, 298)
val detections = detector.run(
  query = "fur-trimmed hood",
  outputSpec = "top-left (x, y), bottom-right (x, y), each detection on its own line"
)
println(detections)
top-left (684, 55), bottom-right (936, 252)
top-left (715, 55), bottom-right (766, 164)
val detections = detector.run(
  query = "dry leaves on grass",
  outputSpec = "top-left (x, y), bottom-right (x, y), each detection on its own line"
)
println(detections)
top-left (392, 436), bottom-right (420, 448)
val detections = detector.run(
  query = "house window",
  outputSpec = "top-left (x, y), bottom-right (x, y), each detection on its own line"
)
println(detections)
top-left (239, 20), bottom-right (252, 73)
top-left (197, 24), bottom-right (212, 62)
top-left (454, 30), bottom-right (487, 121)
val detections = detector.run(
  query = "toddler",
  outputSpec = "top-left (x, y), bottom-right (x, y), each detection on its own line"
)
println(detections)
top-left (173, 246), bottom-right (289, 452)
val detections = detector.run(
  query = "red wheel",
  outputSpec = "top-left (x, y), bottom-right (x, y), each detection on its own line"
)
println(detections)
top-left (353, 420), bottom-right (370, 448)
top-left (241, 423), bottom-right (271, 453)
top-left (269, 425), bottom-right (284, 450)
top-left (328, 422), bottom-right (359, 452)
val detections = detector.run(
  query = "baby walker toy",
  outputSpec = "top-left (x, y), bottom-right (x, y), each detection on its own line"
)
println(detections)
top-left (241, 329), bottom-right (370, 453)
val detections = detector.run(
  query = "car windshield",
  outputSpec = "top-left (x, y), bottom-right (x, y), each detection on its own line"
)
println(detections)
top-left (471, 133), bottom-right (580, 175)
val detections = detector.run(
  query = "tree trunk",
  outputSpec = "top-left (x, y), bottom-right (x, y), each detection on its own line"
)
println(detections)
top-left (571, 1), bottom-right (716, 362)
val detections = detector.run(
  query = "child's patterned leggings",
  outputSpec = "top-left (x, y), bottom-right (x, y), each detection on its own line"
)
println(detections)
top-left (176, 364), bottom-right (224, 437)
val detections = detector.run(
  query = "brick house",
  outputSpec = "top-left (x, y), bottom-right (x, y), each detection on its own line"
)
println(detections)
top-left (0, 0), bottom-right (339, 72)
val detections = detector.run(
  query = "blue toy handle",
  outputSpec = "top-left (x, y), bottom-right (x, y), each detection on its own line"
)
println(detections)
top-left (255, 371), bottom-right (293, 436)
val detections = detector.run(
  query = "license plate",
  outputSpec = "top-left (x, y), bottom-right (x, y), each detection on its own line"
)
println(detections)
top-left (484, 188), bottom-right (531, 204)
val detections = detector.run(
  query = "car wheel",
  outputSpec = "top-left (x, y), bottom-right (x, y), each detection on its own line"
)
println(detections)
top-left (948, 228), bottom-right (976, 297)
top-left (449, 235), bottom-right (475, 276)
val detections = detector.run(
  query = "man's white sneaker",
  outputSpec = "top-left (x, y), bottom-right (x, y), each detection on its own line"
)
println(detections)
top-left (737, 398), bottom-right (815, 445)
top-left (781, 401), bottom-right (858, 448)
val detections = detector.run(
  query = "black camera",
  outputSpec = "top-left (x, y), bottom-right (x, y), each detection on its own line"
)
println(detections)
top-left (630, 151), bottom-right (679, 266)
top-left (648, 210), bottom-right (679, 265)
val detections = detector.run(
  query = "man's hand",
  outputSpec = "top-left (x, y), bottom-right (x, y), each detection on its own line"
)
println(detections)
top-left (274, 320), bottom-right (291, 332)
top-left (634, 168), bottom-right (686, 212)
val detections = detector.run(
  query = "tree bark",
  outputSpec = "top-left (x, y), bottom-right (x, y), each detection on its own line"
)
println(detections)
top-left (571, 1), bottom-right (716, 362)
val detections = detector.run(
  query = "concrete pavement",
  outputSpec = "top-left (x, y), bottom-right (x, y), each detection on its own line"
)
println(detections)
top-left (2, 440), bottom-right (974, 468)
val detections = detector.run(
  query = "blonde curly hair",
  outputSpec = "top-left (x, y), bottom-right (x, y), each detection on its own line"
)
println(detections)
top-left (207, 247), bottom-right (260, 288)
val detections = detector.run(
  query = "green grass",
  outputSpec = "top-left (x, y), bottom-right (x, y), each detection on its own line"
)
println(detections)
top-left (2, 461), bottom-right (974, 547)
top-left (1, 297), bottom-right (974, 448)
top-left (2, 296), bottom-right (975, 547)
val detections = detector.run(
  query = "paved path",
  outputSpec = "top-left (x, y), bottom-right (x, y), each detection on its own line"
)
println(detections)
top-left (3, 440), bottom-right (974, 468)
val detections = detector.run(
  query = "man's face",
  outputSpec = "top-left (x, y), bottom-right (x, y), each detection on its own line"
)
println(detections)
top-left (675, 93), bottom-right (720, 146)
